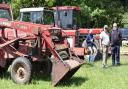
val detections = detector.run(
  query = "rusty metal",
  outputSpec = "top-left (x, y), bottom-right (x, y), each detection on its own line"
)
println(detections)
top-left (16, 67), bottom-right (26, 80)
top-left (0, 38), bottom-right (19, 48)
top-left (52, 57), bottom-right (84, 86)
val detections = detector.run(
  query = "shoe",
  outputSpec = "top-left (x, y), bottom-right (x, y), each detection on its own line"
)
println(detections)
top-left (116, 63), bottom-right (120, 66)
top-left (102, 65), bottom-right (105, 68)
top-left (105, 65), bottom-right (108, 68)
top-left (112, 63), bottom-right (115, 66)
top-left (102, 65), bottom-right (108, 68)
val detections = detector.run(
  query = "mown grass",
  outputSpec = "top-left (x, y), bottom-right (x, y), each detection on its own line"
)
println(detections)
top-left (1, 55), bottom-right (128, 89)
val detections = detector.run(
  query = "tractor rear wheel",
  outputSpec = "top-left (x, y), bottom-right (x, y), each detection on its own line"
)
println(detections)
top-left (41, 58), bottom-right (52, 76)
top-left (0, 67), bottom-right (6, 77)
top-left (93, 39), bottom-right (101, 60)
top-left (10, 57), bottom-right (32, 84)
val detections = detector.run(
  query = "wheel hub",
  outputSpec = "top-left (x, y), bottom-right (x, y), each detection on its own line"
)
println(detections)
top-left (16, 67), bottom-right (26, 80)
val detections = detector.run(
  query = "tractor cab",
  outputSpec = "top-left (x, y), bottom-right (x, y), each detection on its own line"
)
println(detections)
top-left (53, 6), bottom-right (81, 30)
top-left (20, 7), bottom-right (54, 25)
top-left (0, 3), bottom-right (13, 21)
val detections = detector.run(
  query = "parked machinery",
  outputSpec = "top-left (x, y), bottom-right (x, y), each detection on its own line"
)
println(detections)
top-left (0, 7), bottom-right (85, 86)
top-left (53, 6), bottom-right (103, 58)
top-left (20, 7), bottom-right (103, 59)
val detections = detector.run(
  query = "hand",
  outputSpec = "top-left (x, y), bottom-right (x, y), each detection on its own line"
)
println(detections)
top-left (99, 45), bottom-right (103, 52)
top-left (100, 47), bottom-right (102, 52)
top-left (90, 39), bottom-right (93, 42)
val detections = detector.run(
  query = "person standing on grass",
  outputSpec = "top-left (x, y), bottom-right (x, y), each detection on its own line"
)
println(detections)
top-left (100, 25), bottom-right (110, 68)
top-left (111, 23), bottom-right (122, 66)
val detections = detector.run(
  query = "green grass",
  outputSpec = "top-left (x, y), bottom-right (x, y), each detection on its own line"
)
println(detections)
top-left (1, 55), bottom-right (128, 89)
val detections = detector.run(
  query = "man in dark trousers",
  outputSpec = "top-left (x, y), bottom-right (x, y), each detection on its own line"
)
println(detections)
top-left (111, 23), bottom-right (122, 66)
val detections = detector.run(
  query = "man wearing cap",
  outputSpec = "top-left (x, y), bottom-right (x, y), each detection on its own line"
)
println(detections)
top-left (100, 25), bottom-right (110, 68)
top-left (111, 23), bottom-right (122, 66)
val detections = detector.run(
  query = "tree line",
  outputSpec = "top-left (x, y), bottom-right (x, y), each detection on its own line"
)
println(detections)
top-left (1, 0), bottom-right (127, 28)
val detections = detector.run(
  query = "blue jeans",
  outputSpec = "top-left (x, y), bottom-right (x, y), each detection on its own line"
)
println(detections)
top-left (88, 46), bottom-right (95, 62)
top-left (111, 46), bottom-right (120, 65)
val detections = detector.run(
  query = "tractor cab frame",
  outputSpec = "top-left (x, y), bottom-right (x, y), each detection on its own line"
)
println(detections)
top-left (0, 3), bottom-right (13, 21)
top-left (53, 6), bottom-right (81, 30)
top-left (20, 7), bottom-right (54, 25)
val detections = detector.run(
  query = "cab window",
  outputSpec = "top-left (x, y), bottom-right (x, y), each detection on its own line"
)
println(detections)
top-left (43, 11), bottom-right (54, 25)
top-left (21, 12), bottom-right (31, 22)
top-left (0, 9), bottom-right (11, 20)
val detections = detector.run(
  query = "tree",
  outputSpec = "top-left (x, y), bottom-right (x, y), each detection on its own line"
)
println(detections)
top-left (54, 0), bottom-right (124, 27)
top-left (0, 0), bottom-right (11, 3)
top-left (79, 0), bottom-right (124, 27)
top-left (10, 0), bottom-right (125, 28)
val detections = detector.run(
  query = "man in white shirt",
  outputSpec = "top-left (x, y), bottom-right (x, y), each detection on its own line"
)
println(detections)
top-left (100, 25), bottom-right (110, 68)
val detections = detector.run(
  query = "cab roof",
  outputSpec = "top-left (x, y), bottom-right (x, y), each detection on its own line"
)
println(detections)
top-left (52, 6), bottom-right (80, 10)
top-left (20, 7), bottom-right (45, 12)
top-left (0, 4), bottom-right (10, 10)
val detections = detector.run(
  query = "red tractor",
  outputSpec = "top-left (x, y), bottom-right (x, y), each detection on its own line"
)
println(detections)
top-left (53, 6), bottom-right (102, 59)
top-left (0, 7), bottom-right (85, 86)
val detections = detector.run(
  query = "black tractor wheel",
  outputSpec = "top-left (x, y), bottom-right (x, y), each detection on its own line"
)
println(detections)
top-left (10, 57), bottom-right (32, 84)
top-left (41, 58), bottom-right (52, 76)
top-left (93, 39), bottom-right (102, 60)
top-left (59, 51), bottom-right (69, 60)
top-left (0, 67), bottom-right (6, 77)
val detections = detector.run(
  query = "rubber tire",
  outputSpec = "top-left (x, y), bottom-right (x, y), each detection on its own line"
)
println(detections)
top-left (41, 59), bottom-right (52, 76)
top-left (59, 51), bottom-right (69, 60)
top-left (0, 67), bottom-right (6, 77)
top-left (10, 57), bottom-right (32, 84)
top-left (93, 39), bottom-right (101, 60)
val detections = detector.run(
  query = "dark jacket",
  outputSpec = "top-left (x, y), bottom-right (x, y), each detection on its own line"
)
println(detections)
top-left (111, 30), bottom-right (122, 46)
top-left (86, 34), bottom-right (94, 47)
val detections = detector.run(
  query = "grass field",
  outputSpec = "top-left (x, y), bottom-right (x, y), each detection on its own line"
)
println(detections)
top-left (0, 55), bottom-right (128, 89)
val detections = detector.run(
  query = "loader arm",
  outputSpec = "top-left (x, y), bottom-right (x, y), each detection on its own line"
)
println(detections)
top-left (41, 30), bottom-right (65, 63)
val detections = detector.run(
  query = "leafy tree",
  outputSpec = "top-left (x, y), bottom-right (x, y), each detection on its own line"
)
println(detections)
top-left (79, 0), bottom-right (124, 27)
top-left (10, 0), bottom-right (125, 28)
top-left (0, 0), bottom-right (11, 3)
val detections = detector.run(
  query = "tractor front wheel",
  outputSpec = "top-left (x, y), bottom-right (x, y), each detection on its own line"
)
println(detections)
top-left (10, 57), bottom-right (32, 84)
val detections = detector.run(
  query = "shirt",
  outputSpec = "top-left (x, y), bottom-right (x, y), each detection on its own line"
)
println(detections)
top-left (86, 34), bottom-right (94, 47)
top-left (82, 40), bottom-right (87, 47)
top-left (100, 31), bottom-right (110, 46)
top-left (111, 30), bottom-right (122, 46)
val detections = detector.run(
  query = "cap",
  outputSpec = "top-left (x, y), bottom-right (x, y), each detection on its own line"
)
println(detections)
top-left (113, 23), bottom-right (117, 27)
top-left (104, 25), bottom-right (108, 29)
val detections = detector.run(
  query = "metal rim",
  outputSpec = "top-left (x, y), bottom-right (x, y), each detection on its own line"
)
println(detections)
top-left (14, 63), bottom-right (27, 80)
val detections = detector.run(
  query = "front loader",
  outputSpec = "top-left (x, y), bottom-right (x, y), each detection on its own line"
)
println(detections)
top-left (0, 8), bottom-right (85, 86)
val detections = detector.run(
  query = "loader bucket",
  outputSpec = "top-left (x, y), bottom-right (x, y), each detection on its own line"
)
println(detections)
top-left (52, 58), bottom-right (85, 86)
